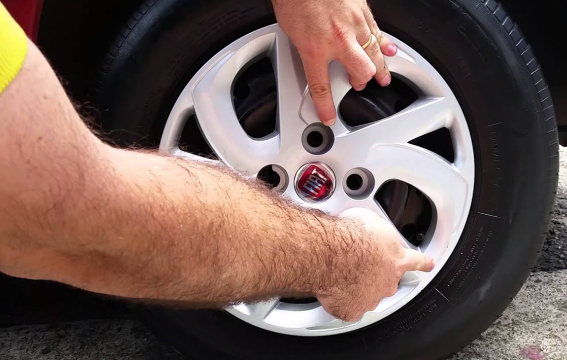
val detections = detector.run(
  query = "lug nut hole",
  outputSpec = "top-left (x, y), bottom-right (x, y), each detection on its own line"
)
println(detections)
top-left (343, 168), bottom-right (374, 200)
top-left (302, 124), bottom-right (334, 155)
top-left (258, 165), bottom-right (288, 193)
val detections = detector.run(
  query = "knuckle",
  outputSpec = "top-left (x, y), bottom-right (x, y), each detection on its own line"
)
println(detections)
top-left (353, 14), bottom-right (367, 28)
top-left (376, 29), bottom-right (384, 43)
top-left (349, 74), bottom-right (362, 84)
top-left (350, 80), bottom-right (366, 90)
top-left (331, 22), bottom-right (350, 44)
top-left (310, 83), bottom-right (332, 98)
top-left (370, 22), bottom-right (380, 34)
top-left (362, 66), bottom-right (376, 81)
top-left (347, 59), bottom-right (375, 83)
top-left (363, 61), bottom-right (376, 79)
top-left (302, 45), bottom-right (320, 58)
top-left (370, 43), bottom-right (382, 58)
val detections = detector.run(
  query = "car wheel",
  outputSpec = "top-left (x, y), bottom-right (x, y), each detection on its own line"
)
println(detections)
top-left (93, 0), bottom-right (559, 359)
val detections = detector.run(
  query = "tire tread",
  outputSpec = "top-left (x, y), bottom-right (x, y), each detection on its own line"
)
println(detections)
top-left (447, 0), bottom-right (558, 357)
top-left (91, 0), bottom-right (158, 98)
top-left (481, 0), bottom-right (559, 247)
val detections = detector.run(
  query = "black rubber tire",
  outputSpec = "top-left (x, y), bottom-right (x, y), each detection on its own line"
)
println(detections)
top-left (93, 0), bottom-right (559, 359)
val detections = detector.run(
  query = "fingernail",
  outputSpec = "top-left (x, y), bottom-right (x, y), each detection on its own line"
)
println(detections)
top-left (380, 74), bottom-right (391, 86)
top-left (354, 84), bottom-right (366, 91)
top-left (428, 259), bottom-right (435, 271)
top-left (387, 43), bottom-right (397, 54)
top-left (324, 118), bottom-right (336, 126)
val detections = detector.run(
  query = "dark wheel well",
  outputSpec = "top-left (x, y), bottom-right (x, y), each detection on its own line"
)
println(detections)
top-left (497, 0), bottom-right (567, 143)
top-left (37, 0), bottom-right (144, 105)
top-left (37, 0), bottom-right (567, 142)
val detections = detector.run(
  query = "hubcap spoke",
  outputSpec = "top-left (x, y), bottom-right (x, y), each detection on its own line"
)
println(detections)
top-left (192, 49), bottom-right (280, 175)
top-left (171, 149), bottom-right (219, 165)
top-left (364, 199), bottom-right (420, 251)
top-left (399, 271), bottom-right (423, 287)
top-left (386, 47), bottom-right (445, 97)
top-left (367, 144), bottom-right (470, 256)
top-left (271, 29), bottom-right (309, 153)
top-left (307, 318), bottom-right (361, 332)
top-left (246, 299), bottom-right (281, 321)
top-left (339, 96), bottom-right (455, 152)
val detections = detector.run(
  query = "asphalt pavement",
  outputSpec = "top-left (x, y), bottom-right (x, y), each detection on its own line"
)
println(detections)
top-left (2, 149), bottom-right (567, 360)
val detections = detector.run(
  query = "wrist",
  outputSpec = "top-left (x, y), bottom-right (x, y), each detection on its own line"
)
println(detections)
top-left (309, 216), bottom-right (359, 298)
top-left (275, 211), bottom-right (351, 296)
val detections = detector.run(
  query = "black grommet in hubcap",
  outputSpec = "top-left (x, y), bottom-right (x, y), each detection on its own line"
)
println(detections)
top-left (302, 124), bottom-right (334, 155)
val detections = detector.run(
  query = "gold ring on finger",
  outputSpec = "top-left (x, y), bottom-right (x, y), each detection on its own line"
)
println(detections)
top-left (361, 34), bottom-right (376, 50)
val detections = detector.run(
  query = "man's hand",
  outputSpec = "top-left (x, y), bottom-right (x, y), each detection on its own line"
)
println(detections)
top-left (316, 209), bottom-right (435, 322)
top-left (272, 0), bottom-right (398, 125)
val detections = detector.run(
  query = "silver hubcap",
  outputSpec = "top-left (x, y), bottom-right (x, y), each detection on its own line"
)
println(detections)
top-left (159, 24), bottom-right (474, 336)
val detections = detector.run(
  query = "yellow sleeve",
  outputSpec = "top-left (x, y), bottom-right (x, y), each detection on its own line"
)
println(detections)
top-left (0, 1), bottom-right (28, 95)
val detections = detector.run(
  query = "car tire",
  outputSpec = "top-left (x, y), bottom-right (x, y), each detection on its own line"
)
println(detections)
top-left (93, 0), bottom-right (559, 359)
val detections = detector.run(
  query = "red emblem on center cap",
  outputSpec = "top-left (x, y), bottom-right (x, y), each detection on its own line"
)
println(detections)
top-left (295, 163), bottom-right (335, 202)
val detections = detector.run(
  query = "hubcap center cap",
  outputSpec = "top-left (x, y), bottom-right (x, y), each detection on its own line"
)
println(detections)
top-left (295, 162), bottom-right (335, 203)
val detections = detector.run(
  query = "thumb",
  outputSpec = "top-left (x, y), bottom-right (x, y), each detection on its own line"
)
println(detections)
top-left (403, 249), bottom-right (435, 272)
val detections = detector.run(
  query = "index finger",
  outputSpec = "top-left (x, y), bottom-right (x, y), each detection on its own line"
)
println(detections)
top-left (402, 249), bottom-right (435, 272)
top-left (301, 55), bottom-right (336, 126)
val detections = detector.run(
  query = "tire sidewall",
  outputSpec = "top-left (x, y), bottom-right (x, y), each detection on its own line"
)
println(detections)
top-left (95, 0), bottom-right (557, 359)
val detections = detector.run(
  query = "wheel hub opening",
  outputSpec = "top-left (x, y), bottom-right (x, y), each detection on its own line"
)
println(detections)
top-left (280, 297), bottom-right (318, 305)
top-left (338, 76), bottom-right (418, 127)
top-left (178, 113), bottom-right (217, 159)
top-left (232, 58), bottom-right (277, 139)
top-left (375, 181), bottom-right (433, 247)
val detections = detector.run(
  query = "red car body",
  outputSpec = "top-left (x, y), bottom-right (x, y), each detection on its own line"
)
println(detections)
top-left (4, 0), bottom-right (43, 40)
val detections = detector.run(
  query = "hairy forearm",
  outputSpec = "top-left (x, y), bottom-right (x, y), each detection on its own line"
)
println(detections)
top-left (0, 41), bottom-right (342, 305)
top-left (63, 147), bottom-right (339, 303)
